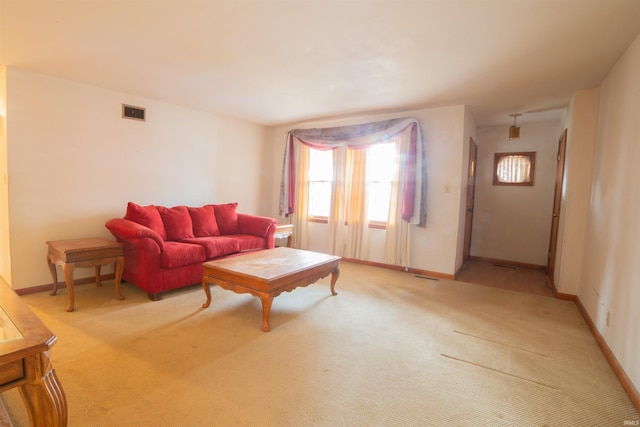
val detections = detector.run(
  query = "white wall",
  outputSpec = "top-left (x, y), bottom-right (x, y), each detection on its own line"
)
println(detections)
top-left (471, 120), bottom-right (561, 266)
top-left (454, 106), bottom-right (477, 272)
top-left (554, 88), bottom-right (598, 295)
top-left (269, 105), bottom-right (468, 276)
top-left (0, 66), bottom-right (9, 285)
top-left (4, 68), bottom-right (270, 290)
top-left (579, 33), bottom-right (640, 391)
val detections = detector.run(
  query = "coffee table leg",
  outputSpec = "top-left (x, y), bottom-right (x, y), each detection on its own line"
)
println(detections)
top-left (330, 267), bottom-right (340, 296)
top-left (202, 278), bottom-right (212, 308)
top-left (62, 263), bottom-right (75, 312)
top-left (258, 293), bottom-right (274, 332)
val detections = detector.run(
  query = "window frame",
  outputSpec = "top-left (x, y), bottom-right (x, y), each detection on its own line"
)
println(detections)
top-left (493, 151), bottom-right (536, 186)
top-left (306, 142), bottom-right (398, 229)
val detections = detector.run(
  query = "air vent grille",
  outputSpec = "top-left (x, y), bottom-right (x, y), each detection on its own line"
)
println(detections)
top-left (122, 104), bottom-right (146, 121)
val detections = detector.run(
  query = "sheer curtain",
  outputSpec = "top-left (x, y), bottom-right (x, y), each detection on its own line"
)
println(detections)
top-left (496, 155), bottom-right (531, 183)
top-left (384, 125), bottom-right (415, 266)
top-left (279, 117), bottom-right (426, 267)
top-left (342, 147), bottom-right (369, 260)
top-left (290, 143), bottom-right (309, 249)
top-left (327, 147), bottom-right (347, 255)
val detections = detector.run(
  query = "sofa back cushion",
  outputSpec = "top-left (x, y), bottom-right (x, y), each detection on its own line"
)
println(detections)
top-left (158, 206), bottom-right (195, 241)
top-left (188, 205), bottom-right (220, 237)
top-left (213, 203), bottom-right (240, 235)
top-left (124, 202), bottom-right (167, 241)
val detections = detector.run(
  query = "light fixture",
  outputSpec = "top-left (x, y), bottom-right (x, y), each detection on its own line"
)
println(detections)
top-left (509, 113), bottom-right (522, 140)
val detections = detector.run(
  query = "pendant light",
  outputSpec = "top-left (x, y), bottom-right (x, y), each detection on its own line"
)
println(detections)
top-left (509, 113), bottom-right (522, 139)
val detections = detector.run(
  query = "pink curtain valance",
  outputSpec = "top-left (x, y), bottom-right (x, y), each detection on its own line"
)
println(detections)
top-left (279, 117), bottom-right (427, 227)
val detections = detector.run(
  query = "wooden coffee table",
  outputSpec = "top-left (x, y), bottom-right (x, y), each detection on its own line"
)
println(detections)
top-left (201, 247), bottom-right (340, 331)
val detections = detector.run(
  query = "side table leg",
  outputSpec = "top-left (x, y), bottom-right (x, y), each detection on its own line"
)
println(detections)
top-left (258, 293), bottom-right (275, 332)
top-left (330, 267), bottom-right (340, 296)
top-left (114, 256), bottom-right (125, 300)
top-left (46, 254), bottom-right (59, 296)
top-left (62, 263), bottom-right (75, 312)
top-left (95, 265), bottom-right (102, 287)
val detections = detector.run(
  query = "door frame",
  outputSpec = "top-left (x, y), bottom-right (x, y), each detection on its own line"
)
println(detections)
top-left (462, 137), bottom-right (478, 265)
top-left (547, 129), bottom-right (568, 287)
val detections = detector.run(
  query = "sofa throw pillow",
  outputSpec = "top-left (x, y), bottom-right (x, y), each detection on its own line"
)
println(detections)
top-left (158, 206), bottom-right (195, 241)
top-left (188, 205), bottom-right (220, 237)
top-left (124, 202), bottom-right (167, 241)
top-left (213, 202), bottom-right (240, 234)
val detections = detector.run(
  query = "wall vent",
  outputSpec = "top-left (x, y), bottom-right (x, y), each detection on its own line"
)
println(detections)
top-left (122, 104), bottom-right (146, 121)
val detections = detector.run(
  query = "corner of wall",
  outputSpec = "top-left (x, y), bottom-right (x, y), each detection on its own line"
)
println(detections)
top-left (0, 67), bottom-right (10, 286)
top-left (554, 87), bottom-right (600, 296)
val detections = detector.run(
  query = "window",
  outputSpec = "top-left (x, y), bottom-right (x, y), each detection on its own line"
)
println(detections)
top-left (308, 148), bottom-right (333, 219)
top-left (493, 152), bottom-right (536, 186)
top-left (307, 142), bottom-right (398, 226)
top-left (366, 142), bottom-right (398, 225)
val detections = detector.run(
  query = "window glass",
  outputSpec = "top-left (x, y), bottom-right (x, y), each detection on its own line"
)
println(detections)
top-left (493, 152), bottom-right (536, 186)
top-left (366, 142), bottom-right (397, 223)
top-left (308, 148), bottom-right (333, 218)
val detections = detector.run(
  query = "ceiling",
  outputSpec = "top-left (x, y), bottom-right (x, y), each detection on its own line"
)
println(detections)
top-left (2, 1), bottom-right (640, 127)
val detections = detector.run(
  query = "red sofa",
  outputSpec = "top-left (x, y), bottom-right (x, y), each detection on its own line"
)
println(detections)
top-left (105, 202), bottom-right (277, 300)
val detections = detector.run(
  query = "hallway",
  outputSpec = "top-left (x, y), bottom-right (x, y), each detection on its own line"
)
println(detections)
top-left (456, 259), bottom-right (554, 298)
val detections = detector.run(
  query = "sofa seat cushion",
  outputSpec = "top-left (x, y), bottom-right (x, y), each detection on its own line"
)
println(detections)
top-left (181, 236), bottom-right (239, 259)
top-left (224, 234), bottom-right (266, 252)
top-left (161, 242), bottom-right (206, 268)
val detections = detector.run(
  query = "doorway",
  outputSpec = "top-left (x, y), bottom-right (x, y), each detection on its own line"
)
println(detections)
top-left (547, 129), bottom-right (567, 286)
top-left (462, 137), bottom-right (477, 265)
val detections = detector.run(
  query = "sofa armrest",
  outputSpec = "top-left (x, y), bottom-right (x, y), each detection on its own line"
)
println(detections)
top-left (237, 214), bottom-right (277, 248)
top-left (105, 218), bottom-right (165, 251)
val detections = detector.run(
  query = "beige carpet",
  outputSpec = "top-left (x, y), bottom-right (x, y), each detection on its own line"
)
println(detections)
top-left (2, 262), bottom-right (639, 426)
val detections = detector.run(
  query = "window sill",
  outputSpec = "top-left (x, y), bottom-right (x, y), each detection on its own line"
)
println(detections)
top-left (308, 218), bottom-right (387, 229)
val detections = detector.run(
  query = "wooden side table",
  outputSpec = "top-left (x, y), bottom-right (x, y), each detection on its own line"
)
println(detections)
top-left (274, 224), bottom-right (294, 248)
top-left (46, 237), bottom-right (125, 312)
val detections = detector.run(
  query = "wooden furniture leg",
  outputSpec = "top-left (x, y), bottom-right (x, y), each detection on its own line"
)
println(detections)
top-left (18, 352), bottom-right (68, 427)
top-left (257, 292), bottom-right (275, 332)
top-left (114, 256), bottom-right (125, 300)
top-left (95, 265), bottom-right (102, 287)
top-left (46, 254), bottom-right (59, 297)
top-left (202, 279), bottom-right (212, 308)
top-left (62, 263), bottom-right (75, 312)
top-left (47, 254), bottom-right (78, 311)
top-left (330, 267), bottom-right (340, 296)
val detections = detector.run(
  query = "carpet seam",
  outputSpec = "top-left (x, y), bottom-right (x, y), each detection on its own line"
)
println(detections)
top-left (453, 330), bottom-right (553, 359)
top-left (440, 353), bottom-right (560, 391)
